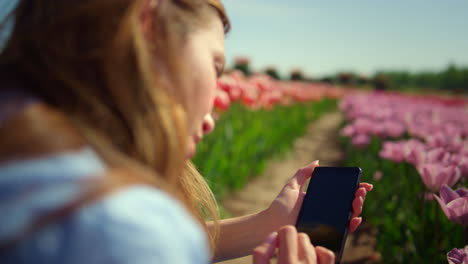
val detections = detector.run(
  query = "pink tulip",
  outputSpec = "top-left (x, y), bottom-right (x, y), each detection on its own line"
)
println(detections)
top-left (459, 157), bottom-right (468, 179)
top-left (462, 146), bottom-right (468, 154)
top-left (341, 125), bottom-right (355, 137)
top-left (426, 132), bottom-right (448, 149)
top-left (353, 118), bottom-right (373, 135)
top-left (417, 164), bottom-right (461, 193)
top-left (372, 124), bottom-right (387, 138)
top-left (379, 142), bottom-right (405, 162)
top-left (449, 154), bottom-right (464, 167)
top-left (352, 134), bottom-right (371, 148)
top-left (403, 139), bottom-right (426, 165)
top-left (444, 123), bottom-right (462, 138)
top-left (434, 185), bottom-right (468, 226)
top-left (383, 121), bottom-right (405, 138)
top-left (425, 148), bottom-right (450, 165)
top-left (404, 145), bottom-right (452, 168)
top-left (373, 171), bottom-right (383, 181)
top-left (447, 246), bottom-right (468, 264)
top-left (448, 136), bottom-right (464, 153)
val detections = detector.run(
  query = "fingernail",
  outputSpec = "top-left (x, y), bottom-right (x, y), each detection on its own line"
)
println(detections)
top-left (304, 160), bottom-right (319, 167)
top-left (265, 232), bottom-right (278, 244)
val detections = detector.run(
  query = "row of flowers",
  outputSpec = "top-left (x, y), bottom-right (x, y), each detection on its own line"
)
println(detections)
top-left (214, 71), bottom-right (344, 111)
top-left (340, 91), bottom-right (468, 263)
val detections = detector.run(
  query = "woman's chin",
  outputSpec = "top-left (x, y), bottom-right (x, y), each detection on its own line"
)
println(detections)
top-left (185, 140), bottom-right (197, 159)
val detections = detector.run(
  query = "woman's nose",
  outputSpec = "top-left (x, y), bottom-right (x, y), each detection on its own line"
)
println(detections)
top-left (202, 113), bottom-right (215, 136)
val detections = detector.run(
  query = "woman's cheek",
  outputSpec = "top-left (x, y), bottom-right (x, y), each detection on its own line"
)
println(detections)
top-left (207, 75), bottom-right (218, 109)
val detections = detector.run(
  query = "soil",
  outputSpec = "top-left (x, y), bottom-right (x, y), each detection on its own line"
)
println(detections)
top-left (216, 112), bottom-right (380, 264)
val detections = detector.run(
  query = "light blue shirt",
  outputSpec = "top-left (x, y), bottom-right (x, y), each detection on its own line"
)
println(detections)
top-left (0, 148), bottom-right (210, 264)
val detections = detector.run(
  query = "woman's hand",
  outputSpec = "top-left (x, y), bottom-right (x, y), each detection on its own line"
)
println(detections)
top-left (253, 225), bottom-right (335, 264)
top-left (265, 161), bottom-right (373, 233)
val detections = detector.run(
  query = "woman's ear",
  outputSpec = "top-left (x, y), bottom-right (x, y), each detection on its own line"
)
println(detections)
top-left (140, 0), bottom-right (159, 36)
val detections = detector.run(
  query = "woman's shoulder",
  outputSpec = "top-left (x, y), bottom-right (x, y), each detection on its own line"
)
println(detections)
top-left (66, 185), bottom-right (211, 263)
top-left (1, 187), bottom-right (211, 264)
top-left (0, 148), bottom-right (210, 264)
top-left (0, 91), bottom-right (210, 263)
top-left (0, 146), bottom-right (107, 247)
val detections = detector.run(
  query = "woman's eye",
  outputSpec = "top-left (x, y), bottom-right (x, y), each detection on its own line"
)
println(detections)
top-left (214, 55), bottom-right (225, 78)
top-left (215, 64), bottom-right (222, 78)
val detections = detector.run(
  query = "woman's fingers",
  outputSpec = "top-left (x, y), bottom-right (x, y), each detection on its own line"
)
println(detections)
top-left (278, 226), bottom-right (298, 263)
top-left (355, 187), bottom-right (367, 198)
top-left (349, 183), bottom-right (372, 232)
top-left (264, 225), bottom-right (337, 264)
top-left (352, 184), bottom-right (371, 218)
top-left (360, 182), bottom-right (373, 191)
top-left (253, 232), bottom-right (278, 264)
top-left (349, 217), bottom-right (362, 233)
top-left (298, 232), bottom-right (316, 263)
top-left (289, 160), bottom-right (320, 189)
top-left (352, 195), bottom-right (364, 217)
top-left (315, 246), bottom-right (335, 264)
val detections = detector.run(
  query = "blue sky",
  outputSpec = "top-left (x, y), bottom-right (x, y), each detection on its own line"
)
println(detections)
top-left (2, 1), bottom-right (467, 78)
top-left (223, 0), bottom-right (468, 77)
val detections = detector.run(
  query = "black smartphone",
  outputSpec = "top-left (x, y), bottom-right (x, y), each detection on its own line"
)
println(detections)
top-left (295, 167), bottom-right (361, 264)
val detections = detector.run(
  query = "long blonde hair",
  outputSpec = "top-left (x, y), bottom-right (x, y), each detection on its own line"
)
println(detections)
top-left (0, 0), bottom-right (230, 252)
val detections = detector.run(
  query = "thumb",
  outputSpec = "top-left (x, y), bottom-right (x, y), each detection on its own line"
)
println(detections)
top-left (253, 232), bottom-right (278, 264)
top-left (290, 160), bottom-right (319, 189)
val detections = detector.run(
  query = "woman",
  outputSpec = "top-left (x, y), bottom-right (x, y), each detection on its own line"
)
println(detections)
top-left (0, 0), bottom-right (372, 263)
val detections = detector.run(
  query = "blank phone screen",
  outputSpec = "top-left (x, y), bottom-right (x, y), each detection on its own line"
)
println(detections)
top-left (296, 167), bottom-right (361, 256)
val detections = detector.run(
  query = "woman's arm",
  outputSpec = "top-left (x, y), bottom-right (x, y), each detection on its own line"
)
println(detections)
top-left (209, 161), bottom-right (372, 262)
top-left (208, 209), bottom-right (280, 262)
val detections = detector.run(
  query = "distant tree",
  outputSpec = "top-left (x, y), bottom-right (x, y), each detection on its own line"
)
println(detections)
top-left (356, 75), bottom-right (370, 86)
top-left (233, 56), bottom-right (251, 76)
top-left (373, 74), bottom-right (389, 91)
top-left (337, 72), bottom-right (355, 86)
top-left (440, 63), bottom-right (461, 91)
top-left (290, 69), bottom-right (304, 81)
top-left (386, 71), bottom-right (412, 89)
top-left (460, 68), bottom-right (468, 93)
top-left (319, 76), bottom-right (334, 84)
top-left (372, 64), bottom-right (468, 93)
top-left (264, 66), bottom-right (281, 80)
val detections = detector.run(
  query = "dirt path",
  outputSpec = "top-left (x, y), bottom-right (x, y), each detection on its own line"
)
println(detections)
top-left (217, 111), bottom-right (378, 264)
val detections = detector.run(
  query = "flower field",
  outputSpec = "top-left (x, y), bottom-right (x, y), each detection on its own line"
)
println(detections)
top-left (340, 92), bottom-right (467, 263)
top-left (193, 71), bottom-right (468, 263)
top-left (193, 72), bottom-right (341, 198)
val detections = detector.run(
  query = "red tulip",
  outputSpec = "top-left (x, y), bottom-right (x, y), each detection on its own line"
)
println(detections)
top-left (214, 89), bottom-right (230, 111)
